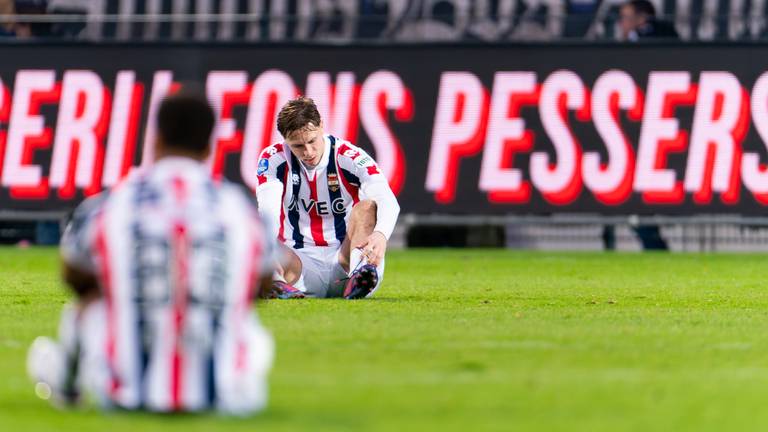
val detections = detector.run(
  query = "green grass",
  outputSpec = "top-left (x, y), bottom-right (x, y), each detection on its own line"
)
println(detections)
top-left (2, 247), bottom-right (768, 431)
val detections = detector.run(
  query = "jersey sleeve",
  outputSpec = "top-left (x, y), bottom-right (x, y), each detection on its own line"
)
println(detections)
top-left (228, 185), bottom-right (280, 279)
top-left (337, 143), bottom-right (401, 240)
top-left (256, 214), bottom-right (280, 276)
top-left (255, 144), bottom-right (287, 237)
top-left (60, 193), bottom-right (109, 274)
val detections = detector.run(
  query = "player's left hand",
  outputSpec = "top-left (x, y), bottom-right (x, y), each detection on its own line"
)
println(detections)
top-left (356, 231), bottom-right (388, 267)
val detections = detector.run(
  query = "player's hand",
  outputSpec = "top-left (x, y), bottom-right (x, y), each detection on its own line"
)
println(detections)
top-left (356, 231), bottom-right (388, 266)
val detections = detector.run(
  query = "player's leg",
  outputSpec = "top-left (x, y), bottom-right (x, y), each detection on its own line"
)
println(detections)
top-left (338, 199), bottom-right (385, 299)
top-left (270, 245), bottom-right (306, 298)
top-left (272, 245), bottom-right (332, 298)
top-left (27, 299), bottom-right (106, 406)
top-left (216, 315), bottom-right (273, 415)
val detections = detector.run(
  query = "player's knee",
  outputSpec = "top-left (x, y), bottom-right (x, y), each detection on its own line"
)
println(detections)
top-left (281, 248), bottom-right (303, 284)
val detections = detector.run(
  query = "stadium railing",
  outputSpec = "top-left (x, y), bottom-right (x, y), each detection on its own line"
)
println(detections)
top-left (3, 0), bottom-right (768, 42)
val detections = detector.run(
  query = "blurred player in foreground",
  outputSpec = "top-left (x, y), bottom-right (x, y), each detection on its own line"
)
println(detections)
top-left (256, 97), bottom-right (400, 299)
top-left (27, 89), bottom-right (276, 414)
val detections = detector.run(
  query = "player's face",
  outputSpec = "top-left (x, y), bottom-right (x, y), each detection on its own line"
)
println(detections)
top-left (285, 123), bottom-right (325, 167)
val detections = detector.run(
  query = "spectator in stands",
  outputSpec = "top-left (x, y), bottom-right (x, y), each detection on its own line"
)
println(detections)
top-left (619, 0), bottom-right (678, 41)
top-left (0, 0), bottom-right (15, 36)
top-left (12, 0), bottom-right (51, 38)
top-left (614, 1), bottom-right (674, 250)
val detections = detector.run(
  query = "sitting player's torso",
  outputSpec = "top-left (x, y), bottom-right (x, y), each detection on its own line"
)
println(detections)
top-left (259, 134), bottom-right (383, 250)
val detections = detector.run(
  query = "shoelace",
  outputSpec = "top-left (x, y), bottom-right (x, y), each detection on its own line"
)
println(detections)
top-left (334, 250), bottom-right (368, 285)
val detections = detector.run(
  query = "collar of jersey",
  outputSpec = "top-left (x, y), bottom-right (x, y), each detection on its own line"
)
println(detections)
top-left (152, 156), bottom-right (207, 174)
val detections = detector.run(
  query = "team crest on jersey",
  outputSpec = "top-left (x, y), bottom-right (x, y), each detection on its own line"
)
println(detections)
top-left (292, 173), bottom-right (300, 185)
top-left (327, 173), bottom-right (340, 192)
top-left (257, 158), bottom-right (269, 175)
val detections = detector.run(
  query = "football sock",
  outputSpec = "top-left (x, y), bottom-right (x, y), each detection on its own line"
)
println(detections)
top-left (273, 271), bottom-right (286, 283)
top-left (349, 248), bottom-right (365, 276)
top-left (348, 247), bottom-right (385, 297)
top-left (367, 259), bottom-right (385, 297)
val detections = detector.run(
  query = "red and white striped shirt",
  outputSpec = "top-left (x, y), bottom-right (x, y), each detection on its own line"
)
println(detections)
top-left (255, 134), bottom-right (399, 250)
top-left (60, 157), bottom-right (275, 412)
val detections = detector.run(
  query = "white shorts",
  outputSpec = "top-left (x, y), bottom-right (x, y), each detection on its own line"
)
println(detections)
top-left (293, 246), bottom-right (349, 298)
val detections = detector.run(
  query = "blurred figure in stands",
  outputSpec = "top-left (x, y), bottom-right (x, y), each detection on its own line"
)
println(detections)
top-left (0, 0), bottom-right (15, 36)
top-left (602, 0), bottom-right (673, 251)
top-left (12, 0), bottom-right (51, 38)
top-left (619, 0), bottom-right (678, 41)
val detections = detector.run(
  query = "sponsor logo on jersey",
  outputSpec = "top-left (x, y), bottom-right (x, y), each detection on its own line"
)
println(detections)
top-left (327, 173), bottom-right (339, 192)
top-left (257, 158), bottom-right (269, 175)
top-left (292, 173), bottom-right (300, 185)
top-left (356, 156), bottom-right (372, 167)
top-left (332, 198), bottom-right (346, 214)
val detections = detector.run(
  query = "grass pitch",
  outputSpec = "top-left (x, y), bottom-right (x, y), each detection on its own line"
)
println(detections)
top-left (2, 247), bottom-right (768, 431)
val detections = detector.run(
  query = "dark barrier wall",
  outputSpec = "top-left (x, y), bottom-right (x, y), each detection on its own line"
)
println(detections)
top-left (1, 43), bottom-right (768, 215)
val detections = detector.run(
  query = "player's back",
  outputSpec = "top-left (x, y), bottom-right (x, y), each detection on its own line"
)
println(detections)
top-left (81, 157), bottom-right (270, 412)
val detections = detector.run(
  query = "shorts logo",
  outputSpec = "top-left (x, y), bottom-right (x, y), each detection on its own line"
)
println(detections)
top-left (257, 158), bottom-right (269, 175)
top-left (327, 173), bottom-right (339, 192)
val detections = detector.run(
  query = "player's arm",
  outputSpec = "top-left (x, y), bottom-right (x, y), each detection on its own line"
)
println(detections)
top-left (60, 194), bottom-right (107, 302)
top-left (62, 265), bottom-right (98, 301)
top-left (255, 146), bottom-right (287, 238)
top-left (35, 194), bottom-right (106, 406)
top-left (342, 146), bottom-right (400, 265)
top-left (248, 211), bottom-right (285, 301)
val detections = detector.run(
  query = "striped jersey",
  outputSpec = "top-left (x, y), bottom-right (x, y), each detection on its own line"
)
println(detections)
top-left (60, 156), bottom-right (275, 412)
top-left (256, 134), bottom-right (388, 249)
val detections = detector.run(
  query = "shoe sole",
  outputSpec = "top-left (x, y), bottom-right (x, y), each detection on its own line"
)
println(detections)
top-left (344, 267), bottom-right (379, 299)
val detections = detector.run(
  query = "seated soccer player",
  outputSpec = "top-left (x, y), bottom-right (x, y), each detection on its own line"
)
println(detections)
top-left (27, 89), bottom-right (276, 414)
top-left (256, 97), bottom-right (400, 299)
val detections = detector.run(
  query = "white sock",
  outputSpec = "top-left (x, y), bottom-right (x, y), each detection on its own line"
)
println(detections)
top-left (367, 258), bottom-right (385, 298)
top-left (349, 248), bottom-right (365, 277)
top-left (273, 271), bottom-right (286, 283)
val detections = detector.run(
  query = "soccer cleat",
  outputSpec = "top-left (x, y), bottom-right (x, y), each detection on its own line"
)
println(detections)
top-left (343, 264), bottom-right (379, 300)
top-left (269, 281), bottom-right (305, 299)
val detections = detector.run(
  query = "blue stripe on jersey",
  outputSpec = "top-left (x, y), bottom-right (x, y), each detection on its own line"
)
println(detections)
top-left (206, 312), bottom-right (220, 408)
top-left (131, 222), bottom-right (149, 409)
top-left (326, 136), bottom-right (347, 243)
top-left (287, 154), bottom-right (305, 249)
top-left (340, 168), bottom-right (361, 187)
top-left (275, 161), bottom-right (287, 185)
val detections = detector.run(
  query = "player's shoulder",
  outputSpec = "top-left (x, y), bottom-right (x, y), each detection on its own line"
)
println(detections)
top-left (73, 191), bottom-right (110, 217)
top-left (333, 137), bottom-right (372, 165)
top-left (219, 180), bottom-right (259, 210)
top-left (258, 143), bottom-right (288, 178)
top-left (65, 191), bottom-right (111, 236)
top-left (259, 142), bottom-right (288, 162)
